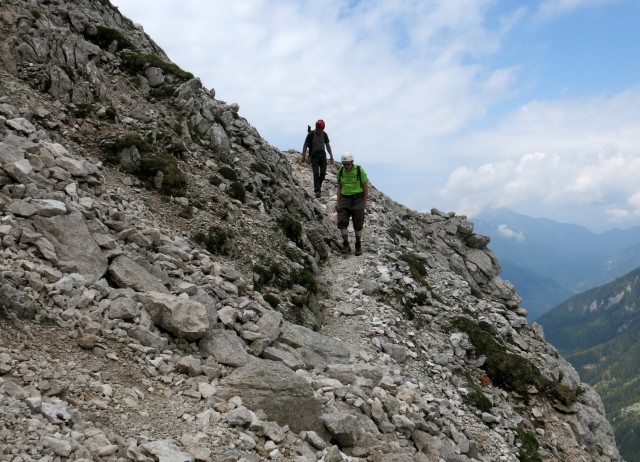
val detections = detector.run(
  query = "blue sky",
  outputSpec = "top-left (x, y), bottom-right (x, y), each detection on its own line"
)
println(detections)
top-left (110, 0), bottom-right (640, 232)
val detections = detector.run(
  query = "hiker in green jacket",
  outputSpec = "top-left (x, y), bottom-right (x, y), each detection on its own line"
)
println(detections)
top-left (336, 152), bottom-right (369, 256)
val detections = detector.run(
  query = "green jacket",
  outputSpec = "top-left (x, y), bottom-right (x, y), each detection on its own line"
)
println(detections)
top-left (338, 165), bottom-right (368, 196)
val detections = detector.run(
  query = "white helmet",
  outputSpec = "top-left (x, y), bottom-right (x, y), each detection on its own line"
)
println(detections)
top-left (341, 152), bottom-right (353, 163)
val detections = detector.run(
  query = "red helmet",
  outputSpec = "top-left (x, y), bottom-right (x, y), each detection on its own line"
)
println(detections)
top-left (315, 119), bottom-right (325, 130)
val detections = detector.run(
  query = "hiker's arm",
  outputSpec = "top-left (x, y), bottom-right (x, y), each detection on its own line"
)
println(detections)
top-left (326, 142), bottom-right (334, 163)
top-left (301, 142), bottom-right (308, 163)
top-left (336, 183), bottom-right (342, 210)
top-left (363, 181), bottom-right (369, 208)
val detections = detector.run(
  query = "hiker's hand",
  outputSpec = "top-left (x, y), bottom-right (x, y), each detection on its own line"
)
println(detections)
top-left (329, 157), bottom-right (334, 164)
top-left (300, 155), bottom-right (305, 164)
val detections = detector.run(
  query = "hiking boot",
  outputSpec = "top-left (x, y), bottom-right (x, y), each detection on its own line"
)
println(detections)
top-left (315, 191), bottom-right (321, 198)
top-left (355, 242), bottom-right (363, 256)
top-left (341, 242), bottom-right (351, 255)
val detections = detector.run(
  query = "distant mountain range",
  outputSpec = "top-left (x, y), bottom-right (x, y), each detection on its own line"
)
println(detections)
top-left (537, 268), bottom-right (640, 462)
top-left (472, 208), bottom-right (640, 319)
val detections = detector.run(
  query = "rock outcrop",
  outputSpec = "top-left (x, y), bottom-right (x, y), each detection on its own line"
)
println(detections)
top-left (0, 1), bottom-right (623, 461)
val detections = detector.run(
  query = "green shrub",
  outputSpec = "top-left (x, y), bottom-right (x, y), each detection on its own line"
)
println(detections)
top-left (514, 427), bottom-right (541, 462)
top-left (470, 286), bottom-right (484, 299)
top-left (291, 295), bottom-right (307, 307)
top-left (400, 252), bottom-right (427, 283)
top-left (219, 166), bottom-right (238, 181)
top-left (148, 85), bottom-right (177, 101)
top-left (228, 182), bottom-right (246, 203)
top-left (109, 133), bottom-right (187, 195)
top-left (290, 267), bottom-right (317, 294)
top-left (250, 162), bottom-right (269, 174)
top-left (277, 215), bottom-right (303, 247)
top-left (462, 373), bottom-right (492, 412)
top-left (194, 226), bottom-right (233, 255)
top-left (120, 51), bottom-right (193, 80)
top-left (38, 315), bottom-right (54, 325)
top-left (178, 206), bottom-right (193, 219)
top-left (253, 261), bottom-right (285, 291)
top-left (397, 290), bottom-right (429, 321)
top-left (104, 106), bottom-right (117, 121)
top-left (263, 293), bottom-right (280, 308)
top-left (115, 132), bottom-right (151, 152)
top-left (388, 225), bottom-right (412, 243)
top-left (138, 152), bottom-right (187, 196)
top-left (73, 103), bottom-right (94, 118)
top-left (209, 175), bottom-right (222, 186)
top-left (87, 25), bottom-right (134, 52)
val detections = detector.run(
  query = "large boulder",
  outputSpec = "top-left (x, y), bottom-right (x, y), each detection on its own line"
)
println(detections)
top-left (32, 211), bottom-right (108, 283)
top-left (217, 359), bottom-right (327, 436)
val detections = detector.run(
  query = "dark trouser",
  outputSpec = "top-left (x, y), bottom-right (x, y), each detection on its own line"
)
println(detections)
top-left (337, 194), bottom-right (365, 231)
top-left (310, 151), bottom-right (327, 194)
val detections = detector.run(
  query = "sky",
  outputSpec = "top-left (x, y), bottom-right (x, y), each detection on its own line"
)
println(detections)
top-left (110, 0), bottom-right (640, 233)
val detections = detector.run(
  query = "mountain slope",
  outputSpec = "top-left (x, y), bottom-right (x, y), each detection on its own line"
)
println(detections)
top-left (538, 267), bottom-right (640, 461)
top-left (498, 259), bottom-right (574, 319)
top-left (0, 1), bottom-right (623, 461)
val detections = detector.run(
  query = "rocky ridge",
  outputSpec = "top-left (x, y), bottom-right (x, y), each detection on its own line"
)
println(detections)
top-left (0, 1), bottom-right (623, 461)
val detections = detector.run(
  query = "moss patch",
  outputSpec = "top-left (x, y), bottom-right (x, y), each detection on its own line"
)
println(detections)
top-left (451, 317), bottom-right (578, 405)
top-left (263, 294), bottom-right (280, 308)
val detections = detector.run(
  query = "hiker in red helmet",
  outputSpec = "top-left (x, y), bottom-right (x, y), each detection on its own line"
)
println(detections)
top-left (301, 119), bottom-right (334, 198)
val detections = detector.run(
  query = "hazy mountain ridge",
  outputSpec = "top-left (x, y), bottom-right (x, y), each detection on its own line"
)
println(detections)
top-left (473, 207), bottom-right (640, 318)
top-left (538, 267), bottom-right (640, 461)
top-left (0, 1), bottom-right (625, 461)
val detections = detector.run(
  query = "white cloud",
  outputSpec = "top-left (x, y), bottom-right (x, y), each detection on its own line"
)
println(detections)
top-left (498, 224), bottom-right (525, 241)
top-left (440, 144), bottom-right (640, 230)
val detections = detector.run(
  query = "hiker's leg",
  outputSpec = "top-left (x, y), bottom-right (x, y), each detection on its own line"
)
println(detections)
top-left (352, 200), bottom-right (365, 254)
top-left (310, 155), bottom-right (322, 193)
top-left (318, 155), bottom-right (327, 190)
top-left (337, 202), bottom-right (349, 231)
top-left (352, 198), bottom-right (365, 233)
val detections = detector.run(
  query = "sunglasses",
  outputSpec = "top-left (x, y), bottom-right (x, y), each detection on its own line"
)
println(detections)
top-left (343, 162), bottom-right (353, 166)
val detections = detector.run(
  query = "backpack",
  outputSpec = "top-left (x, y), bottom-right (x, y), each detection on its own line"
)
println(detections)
top-left (338, 165), bottom-right (362, 189)
top-left (305, 127), bottom-right (328, 155)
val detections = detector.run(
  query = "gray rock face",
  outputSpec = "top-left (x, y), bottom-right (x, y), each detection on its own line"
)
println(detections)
top-left (32, 212), bottom-right (108, 283)
top-left (217, 360), bottom-right (326, 435)
top-left (108, 255), bottom-right (169, 293)
top-left (199, 329), bottom-right (251, 366)
top-left (0, 1), bottom-right (625, 461)
top-left (279, 321), bottom-right (350, 367)
top-left (139, 292), bottom-right (209, 341)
